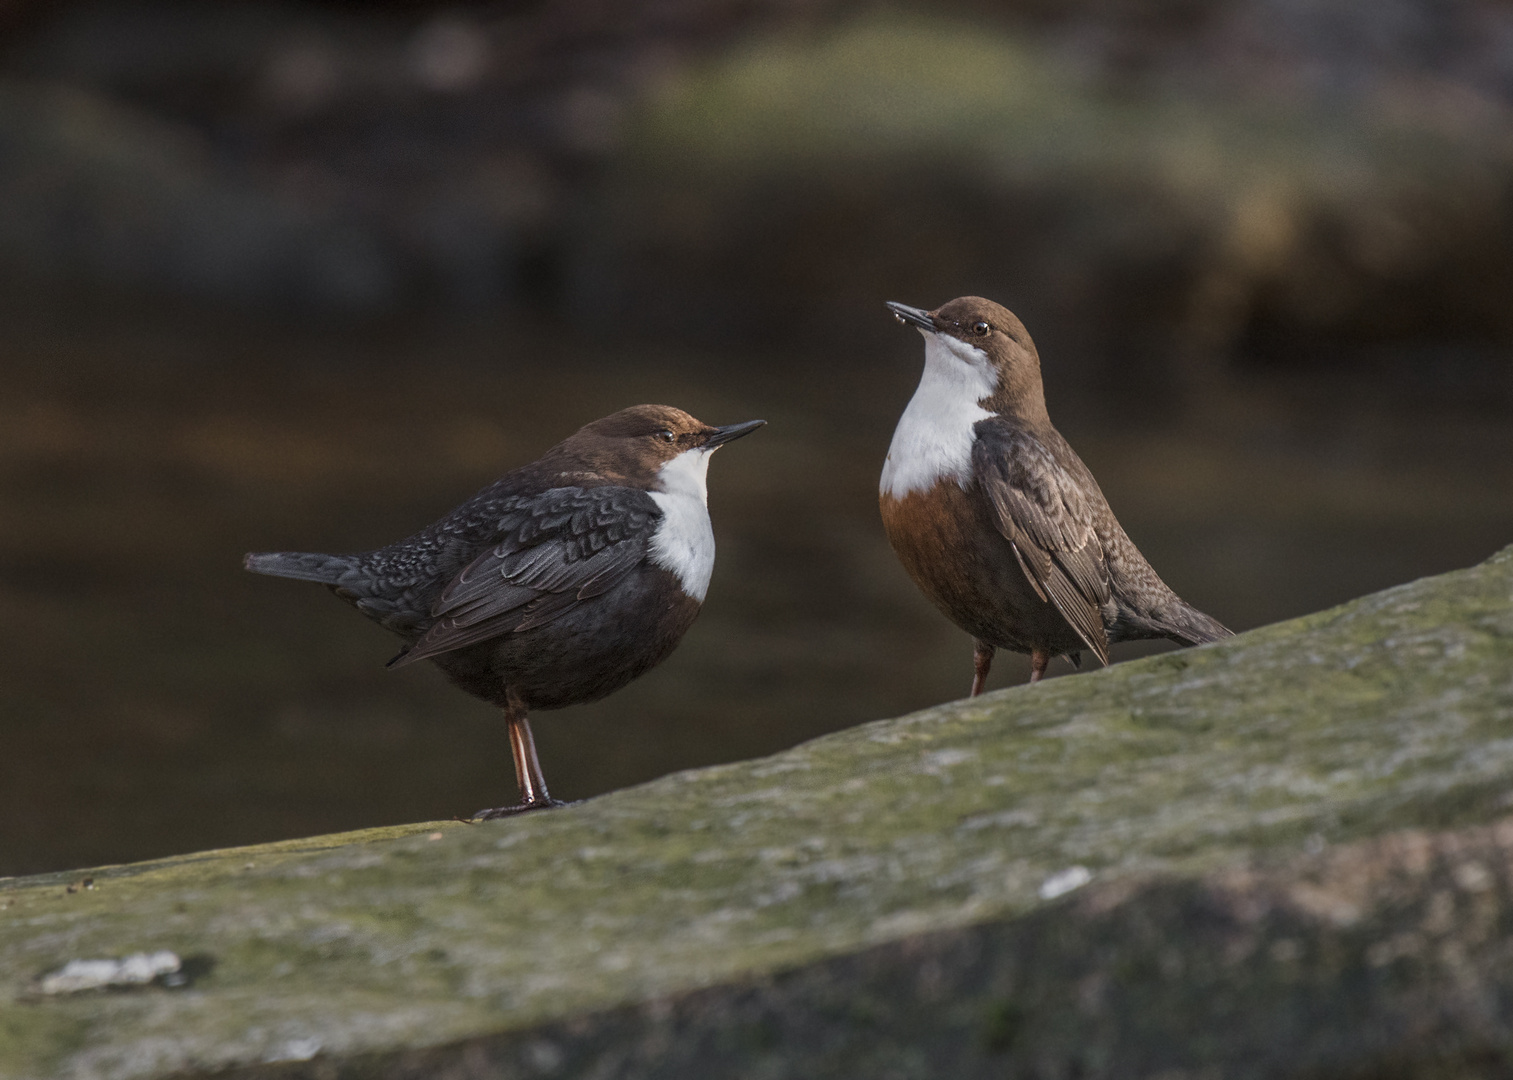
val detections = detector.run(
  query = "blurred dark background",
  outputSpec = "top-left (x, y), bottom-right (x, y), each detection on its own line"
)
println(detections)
top-left (3, 0), bottom-right (1512, 876)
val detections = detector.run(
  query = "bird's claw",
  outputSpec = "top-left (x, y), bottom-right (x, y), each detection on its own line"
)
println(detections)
top-left (470, 798), bottom-right (571, 821)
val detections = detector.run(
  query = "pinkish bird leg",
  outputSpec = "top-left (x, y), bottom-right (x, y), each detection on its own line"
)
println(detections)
top-left (472, 691), bottom-right (567, 820)
top-left (971, 640), bottom-right (996, 697)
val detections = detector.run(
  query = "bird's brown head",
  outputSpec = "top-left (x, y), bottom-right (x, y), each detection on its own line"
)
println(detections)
top-left (547, 405), bottom-right (765, 489)
top-left (885, 296), bottom-right (1048, 422)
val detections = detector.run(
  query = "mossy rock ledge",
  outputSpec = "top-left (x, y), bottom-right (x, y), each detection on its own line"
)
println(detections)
top-left (5, 548), bottom-right (1513, 1079)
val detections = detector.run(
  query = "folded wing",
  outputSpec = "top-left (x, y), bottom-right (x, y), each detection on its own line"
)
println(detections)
top-left (971, 421), bottom-right (1112, 665)
top-left (390, 487), bottom-right (660, 667)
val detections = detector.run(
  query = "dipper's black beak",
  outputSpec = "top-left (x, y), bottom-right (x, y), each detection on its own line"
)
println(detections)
top-left (885, 301), bottom-right (935, 332)
top-left (705, 419), bottom-right (766, 448)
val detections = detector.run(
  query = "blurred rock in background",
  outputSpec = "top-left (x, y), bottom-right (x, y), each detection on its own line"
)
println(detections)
top-left (0, 0), bottom-right (847, 315)
top-left (0, 0), bottom-right (1509, 394)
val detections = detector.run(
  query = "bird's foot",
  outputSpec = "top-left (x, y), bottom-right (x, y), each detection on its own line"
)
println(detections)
top-left (469, 798), bottom-right (571, 821)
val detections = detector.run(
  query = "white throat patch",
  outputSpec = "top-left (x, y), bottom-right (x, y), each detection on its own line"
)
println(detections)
top-left (880, 332), bottom-right (997, 499)
top-left (648, 448), bottom-right (716, 601)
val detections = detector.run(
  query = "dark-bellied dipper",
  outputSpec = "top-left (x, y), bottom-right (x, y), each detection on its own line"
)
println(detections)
top-left (245, 405), bottom-right (764, 819)
top-left (880, 296), bottom-right (1231, 695)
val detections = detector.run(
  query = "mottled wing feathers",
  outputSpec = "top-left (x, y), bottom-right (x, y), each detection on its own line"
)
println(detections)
top-left (389, 487), bottom-right (660, 667)
top-left (971, 422), bottom-right (1112, 665)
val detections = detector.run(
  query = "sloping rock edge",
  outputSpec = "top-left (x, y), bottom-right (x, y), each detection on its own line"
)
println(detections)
top-left (214, 818), bottom-right (1513, 1080)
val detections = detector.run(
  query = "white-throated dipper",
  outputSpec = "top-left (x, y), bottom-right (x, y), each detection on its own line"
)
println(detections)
top-left (245, 405), bottom-right (764, 819)
top-left (881, 296), bottom-right (1231, 694)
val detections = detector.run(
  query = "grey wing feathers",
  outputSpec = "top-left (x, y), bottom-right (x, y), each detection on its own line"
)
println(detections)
top-left (972, 423), bottom-right (1112, 666)
top-left (389, 487), bottom-right (660, 667)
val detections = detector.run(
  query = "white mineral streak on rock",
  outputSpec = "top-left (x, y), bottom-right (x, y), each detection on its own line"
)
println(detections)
top-left (1038, 866), bottom-right (1093, 900)
top-left (38, 950), bottom-right (181, 994)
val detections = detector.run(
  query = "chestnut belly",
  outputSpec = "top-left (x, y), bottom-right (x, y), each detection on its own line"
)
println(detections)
top-left (429, 565), bottom-right (702, 711)
top-left (881, 481), bottom-right (1091, 656)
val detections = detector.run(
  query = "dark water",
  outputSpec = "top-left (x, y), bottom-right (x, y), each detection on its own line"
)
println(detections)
top-left (3, 312), bottom-right (1511, 877)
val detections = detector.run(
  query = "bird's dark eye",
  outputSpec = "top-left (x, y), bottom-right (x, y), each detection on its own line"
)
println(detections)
top-left (655, 430), bottom-right (676, 443)
top-left (972, 321), bottom-right (991, 336)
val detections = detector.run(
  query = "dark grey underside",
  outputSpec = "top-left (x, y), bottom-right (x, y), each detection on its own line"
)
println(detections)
top-left (429, 564), bottom-right (701, 710)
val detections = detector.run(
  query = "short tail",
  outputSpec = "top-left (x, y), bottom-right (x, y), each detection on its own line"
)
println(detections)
top-left (1160, 601), bottom-right (1234, 647)
top-left (243, 551), bottom-right (357, 585)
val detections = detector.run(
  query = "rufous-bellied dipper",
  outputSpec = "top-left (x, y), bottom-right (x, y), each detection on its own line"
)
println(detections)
top-left (245, 405), bottom-right (764, 819)
top-left (880, 296), bottom-right (1231, 695)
